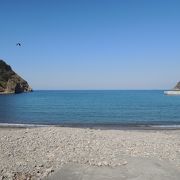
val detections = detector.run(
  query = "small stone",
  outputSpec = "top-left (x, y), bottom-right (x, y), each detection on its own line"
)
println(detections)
top-left (43, 167), bottom-right (54, 176)
top-left (97, 162), bottom-right (102, 166)
top-left (122, 161), bottom-right (128, 165)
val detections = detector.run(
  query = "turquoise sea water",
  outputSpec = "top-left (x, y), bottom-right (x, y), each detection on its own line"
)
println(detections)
top-left (0, 90), bottom-right (180, 126)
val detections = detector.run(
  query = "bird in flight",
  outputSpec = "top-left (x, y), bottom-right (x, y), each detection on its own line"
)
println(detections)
top-left (16, 43), bottom-right (21, 46)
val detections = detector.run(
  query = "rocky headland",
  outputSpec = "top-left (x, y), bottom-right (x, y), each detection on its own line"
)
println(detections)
top-left (0, 60), bottom-right (32, 94)
top-left (173, 82), bottom-right (180, 90)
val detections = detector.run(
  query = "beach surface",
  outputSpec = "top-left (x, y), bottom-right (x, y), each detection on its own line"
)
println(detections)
top-left (0, 127), bottom-right (180, 179)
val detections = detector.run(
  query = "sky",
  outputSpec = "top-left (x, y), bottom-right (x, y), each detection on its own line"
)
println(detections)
top-left (0, 0), bottom-right (180, 90)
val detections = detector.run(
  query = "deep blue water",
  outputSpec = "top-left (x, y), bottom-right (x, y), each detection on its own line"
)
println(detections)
top-left (0, 90), bottom-right (180, 126)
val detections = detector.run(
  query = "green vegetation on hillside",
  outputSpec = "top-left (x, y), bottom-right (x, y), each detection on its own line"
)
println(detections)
top-left (0, 60), bottom-right (32, 93)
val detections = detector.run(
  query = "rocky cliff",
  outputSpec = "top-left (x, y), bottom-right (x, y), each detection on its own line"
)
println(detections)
top-left (0, 60), bottom-right (32, 94)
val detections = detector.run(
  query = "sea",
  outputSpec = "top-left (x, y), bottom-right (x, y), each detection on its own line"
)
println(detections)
top-left (0, 90), bottom-right (180, 128)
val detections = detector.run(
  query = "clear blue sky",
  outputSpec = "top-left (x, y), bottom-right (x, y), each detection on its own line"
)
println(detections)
top-left (0, 0), bottom-right (180, 90)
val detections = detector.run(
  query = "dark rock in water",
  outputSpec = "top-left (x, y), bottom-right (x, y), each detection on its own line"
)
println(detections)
top-left (173, 82), bottom-right (180, 90)
top-left (0, 60), bottom-right (32, 94)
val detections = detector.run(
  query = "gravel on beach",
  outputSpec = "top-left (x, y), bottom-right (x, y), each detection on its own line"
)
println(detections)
top-left (0, 127), bottom-right (180, 179)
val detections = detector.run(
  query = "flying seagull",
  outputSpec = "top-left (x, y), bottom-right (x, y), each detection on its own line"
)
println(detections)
top-left (16, 43), bottom-right (21, 46)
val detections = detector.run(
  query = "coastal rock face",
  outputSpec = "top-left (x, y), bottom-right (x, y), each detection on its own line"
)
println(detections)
top-left (0, 60), bottom-right (32, 94)
top-left (173, 82), bottom-right (180, 90)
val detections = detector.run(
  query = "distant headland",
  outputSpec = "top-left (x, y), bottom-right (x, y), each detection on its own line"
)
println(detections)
top-left (0, 60), bottom-right (32, 94)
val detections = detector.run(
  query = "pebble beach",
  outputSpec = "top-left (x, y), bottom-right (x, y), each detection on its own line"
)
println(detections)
top-left (0, 127), bottom-right (180, 179)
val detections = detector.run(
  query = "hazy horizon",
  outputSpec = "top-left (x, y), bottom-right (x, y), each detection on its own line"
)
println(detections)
top-left (0, 0), bottom-right (180, 90)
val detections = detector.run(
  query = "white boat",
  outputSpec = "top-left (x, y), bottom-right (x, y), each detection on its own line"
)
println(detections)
top-left (164, 90), bottom-right (180, 95)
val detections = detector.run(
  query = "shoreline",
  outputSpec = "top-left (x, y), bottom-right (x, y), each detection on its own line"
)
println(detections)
top-left (1, 122), bottom-right (180, 130)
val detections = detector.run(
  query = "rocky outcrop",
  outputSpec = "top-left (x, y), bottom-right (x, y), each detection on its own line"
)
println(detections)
top-left (173, 82), bottom-right (180, 90)
top-left (0, 60), bottom-right (32, 94)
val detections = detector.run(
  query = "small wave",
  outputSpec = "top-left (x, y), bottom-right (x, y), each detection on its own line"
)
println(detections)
top-left (1, 122), bottom-right (180, 130)
top-left (0, 123), bottom-right (52, 128)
